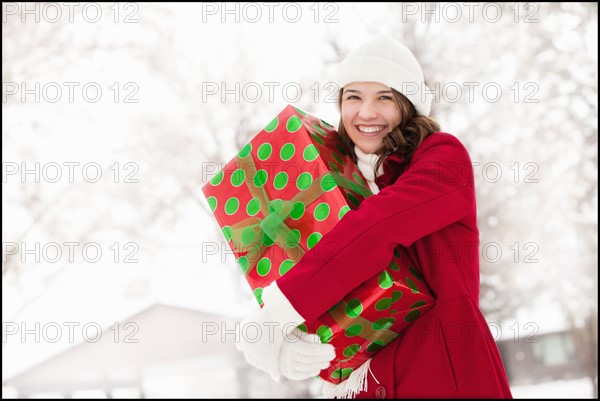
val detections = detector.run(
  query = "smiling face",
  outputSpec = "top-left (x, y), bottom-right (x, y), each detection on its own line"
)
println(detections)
top-left (340, 82), bottom-right (402, 154)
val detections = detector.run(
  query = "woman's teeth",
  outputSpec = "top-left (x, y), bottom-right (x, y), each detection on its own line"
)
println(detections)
top-left (357, 125), bottom-right (385, 134)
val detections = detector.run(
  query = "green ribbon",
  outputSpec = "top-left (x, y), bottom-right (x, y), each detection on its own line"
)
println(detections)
top-left (229, 150), bottom-right (372, 275)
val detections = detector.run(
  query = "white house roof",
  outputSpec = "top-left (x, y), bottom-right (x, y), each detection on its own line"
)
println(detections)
top-left (3, 303), bottom-right (242, 395)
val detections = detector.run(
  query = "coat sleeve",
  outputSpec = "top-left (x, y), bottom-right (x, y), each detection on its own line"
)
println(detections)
top-left (276, 133), bottom-right (477, 322)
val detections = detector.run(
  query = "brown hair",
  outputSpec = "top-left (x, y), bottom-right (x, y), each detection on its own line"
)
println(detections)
top-left (338, 88), bottom-right (441, 174)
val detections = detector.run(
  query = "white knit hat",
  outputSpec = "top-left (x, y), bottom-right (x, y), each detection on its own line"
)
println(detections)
top-left (335, 33), bottom-right (432, 116)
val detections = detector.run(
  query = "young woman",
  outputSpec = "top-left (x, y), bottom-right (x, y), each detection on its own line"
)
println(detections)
top-left (236, 33), bottom-right (513, 399)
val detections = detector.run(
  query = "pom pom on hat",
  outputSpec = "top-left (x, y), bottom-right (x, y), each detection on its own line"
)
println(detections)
top-left (335, 33), bottom-right (432, 116)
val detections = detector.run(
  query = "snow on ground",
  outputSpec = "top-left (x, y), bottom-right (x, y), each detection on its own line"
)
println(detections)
top-left (510, 377), bottom-right (596, 399)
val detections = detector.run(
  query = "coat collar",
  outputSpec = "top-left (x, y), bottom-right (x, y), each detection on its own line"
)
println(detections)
top-left (374, 153), bottom-right (407, 190)
top-left (373, 132), bottom-right (439, 189)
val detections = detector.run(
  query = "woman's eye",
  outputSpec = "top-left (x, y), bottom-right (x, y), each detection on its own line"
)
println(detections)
top-left (344, 95), bottom-right (359, 100)
top-left (380, 95), bottom-right (393, 100)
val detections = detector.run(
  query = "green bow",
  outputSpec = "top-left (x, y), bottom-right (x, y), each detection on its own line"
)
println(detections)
top-left (229, 151), bottom-right (372, 275)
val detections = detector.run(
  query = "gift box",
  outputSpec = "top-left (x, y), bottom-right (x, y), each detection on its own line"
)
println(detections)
top-left (201, 104), bottom-right (435, 384)
top-left (299, 246), bottom-right (435, 383)
top-left (202, 104), bottom-right (373, 295)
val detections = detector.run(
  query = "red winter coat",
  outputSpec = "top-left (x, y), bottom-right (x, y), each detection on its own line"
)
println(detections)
top-left (278, 132), bottom-right (513, 398)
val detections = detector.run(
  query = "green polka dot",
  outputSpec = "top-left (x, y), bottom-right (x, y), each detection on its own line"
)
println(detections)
top-left (238, 143), bottom-right (252, 158)
top-left (375, 298), bottom-right (392, 311)
top-left (297, 323), bottom-right (307, 332)
top-left (314, 202), bottom-right (330, 221)
top-left (280, 143), bottom-right (295, 161)
top-left (389, 261), bottom-right (400, 271)
top-left (393, 248), bottom-right (401, 258)
top-left (320, 174), bottom-right (337, 192)
top-left (222, 226), bottom-right (232, 241)
top-left (332, 368), bottom-right (353, 380)
top-left (210, 170), bottom-right (223, 186)
top-left (303, 144), bottom-right (319, 161)
top-left (392, 290), bottom-right (403, 302)
top-left (241, 227), bottom-right (256, 245)
top-left (294, 107), bottom-right (307, 116)
top-left (411, 300), bottom-right (427, 309)
top-left (238, 256), bottom-right (249, 274)
top-left (409, 266), bottom-right (423, 281)
top-left (345, 299), bottom-right (363, 318)
top-left (257, 143), bottom-right (272, 161)
top-left (254, 287), bottom-right (263, 305)
top-left (332, 152), bottom-right (344, 165)
top-left (297, 172), bottom-right (313, 190)
top-left (256, 258), bottom-right (271, 276)
top-left (353, 172), bottom-right (365, 185)
top-left (273, 171), bottom-right (288, 190)
top-left (290, 201), bottom-right (305, 220)
top-left (347, 192), bottom-right (360, 206)
top-left (225, 197), bottom-right (239, 215)
top-left (317, 326), bottom-right (333, 343)
top-left (287, 115), bottom-right (302, 133)
top-left (207, 196), bottom-right (217, 212)
top-left (313, 124), bottom-right (326, 137)
top-left (279, 259), bottom-right (294, 276)
top-left (405, 309), bottom-right (422, 322)
top-left (345, 324), bottom-right (363, 337)
top-left (373, 317), bottom-right (395, 330)
top-left (285, 229), bottom-right (301, 248)
top-left (231, 169), bottom-right (245, 187)
top-left (246, 198), bottom-right (261, 216)
top-left (406, 277), bottom-right (419, 293)
top-left (311, 133), bottom-right (325, 145)
top-left (338, 205), bottom-right (351, 219)
top-left (366, 340), bottom-right (384, 353)
top-left (343, 344), bottom-right (361, 358)
top-left (265, 117), bottom-right (278, 132)
top-left (307, 232), bottom-right (322, 249)
top-left (328, 161), bottom-right (341, 173)
top-left (321, 119), bottom-right (333, 128)
top-left (335, 143), bottom-right (347, 155)
top-left (378, 271), bottom-right (393, 289)
top-left (253, 169), bottom-right (268, 187)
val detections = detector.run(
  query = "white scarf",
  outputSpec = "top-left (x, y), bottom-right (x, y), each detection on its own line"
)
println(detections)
top-left (354, 146), bottom-right (384, 195)
top-left (320, 145), bottom-right (383, 399)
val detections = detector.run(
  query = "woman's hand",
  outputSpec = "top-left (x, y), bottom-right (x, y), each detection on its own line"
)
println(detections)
top-left (279, 328), bottom-right (336, 381)
top-left (235, 281), bottom-right (307, 381)
top-left (235, 306), bottom-right (297, 381)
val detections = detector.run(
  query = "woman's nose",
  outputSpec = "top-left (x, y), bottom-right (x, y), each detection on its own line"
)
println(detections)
top-left (358, 102), bottom-right (377, 120)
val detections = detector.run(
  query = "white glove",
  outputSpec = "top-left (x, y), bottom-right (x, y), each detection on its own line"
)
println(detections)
top-left (235, 281), bottom-right (305, 381)
top-left (280, 328), bottom-right (336, 381)
top-left (235, 306), bottom-right (296, 381)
